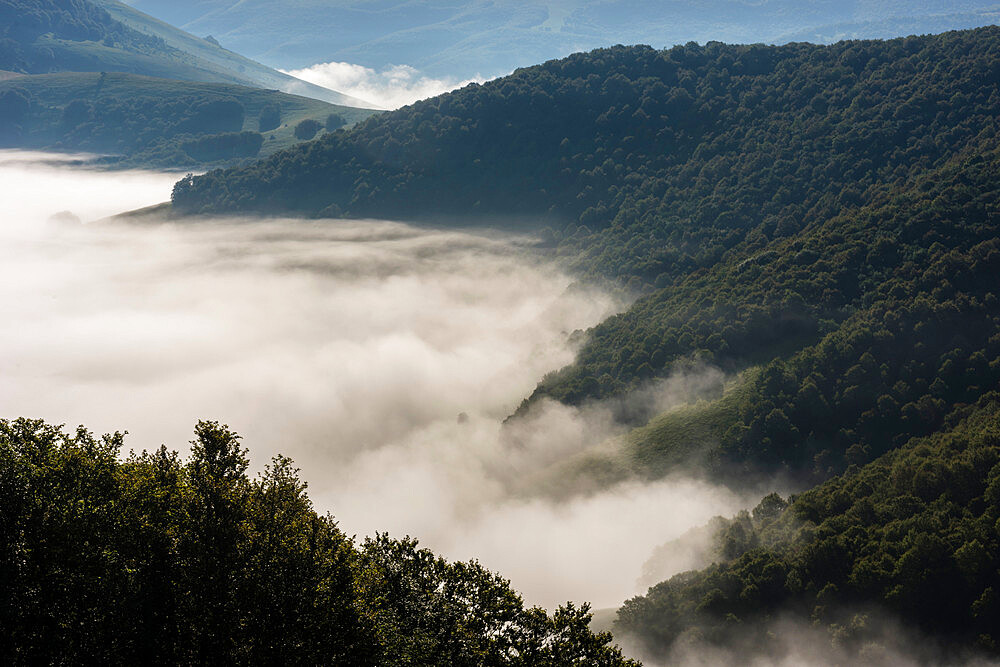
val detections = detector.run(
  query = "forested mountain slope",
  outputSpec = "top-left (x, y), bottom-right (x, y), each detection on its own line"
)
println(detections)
top-left (616, 393), bottom-right (1000, 662)
top-left (174, 28), bottom-right (1000, 482)
top-left (172, 27), bottom-right (1000, 253)
top-left (0, 0), bottom-right (370, 106)
top-left (537, 140), bottom-right (1000, 486)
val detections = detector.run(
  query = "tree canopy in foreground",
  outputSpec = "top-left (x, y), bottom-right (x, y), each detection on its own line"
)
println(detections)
top-left (0, 418), bottom-right (635, 666)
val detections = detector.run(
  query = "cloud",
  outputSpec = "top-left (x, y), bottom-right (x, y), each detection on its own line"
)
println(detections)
top-left (322, 375), bottom-right (749, 610)
top-left (281, 61), bottom-right (489, 109)
top-left (0, 149), bottom-right (751, 617)
top-left (618, 609), bottom-right (1000, 667)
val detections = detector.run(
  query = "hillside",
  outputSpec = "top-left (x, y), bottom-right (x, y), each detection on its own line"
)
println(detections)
top-left (616, 394), bottom-right (1000, 662)
top-left (0, 71), bottom-right (378, 168)
top-left (171, 28), bottom-right (1000, 231)
top-left (173, 28), bottom-right (1000, 477)
top-left (0, 0), bottom-right (372, 107)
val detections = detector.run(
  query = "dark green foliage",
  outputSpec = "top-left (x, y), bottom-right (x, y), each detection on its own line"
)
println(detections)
top-left (182, 130), bottom-right (262, 161)
top-left (617, 395), bottom-right (1000, 661)
top-left (0, 89), bottom-right (244, 154)
top-left (359, 535), bottom-right (637, 666)
top-left (38, 92), bottom-right (244, 165)
top-left (0, 418), bottom-right (635, 666)
top-left (258, 100), bottom-right (280, 131)
top-left (294, 117), bottom-right (322, 140)
top-left (0, 418), bottom-right (368, 663)
top-left (173, 28), bottom-right (1000, 236)
top-left (531, 142), bottom-right (1000, 485)
top-left (176, 97), bottom-right (244, 134)
top-left (0, 87), bottom-right (30, 141)
top-left (326, 111), bottom-right (346, 131)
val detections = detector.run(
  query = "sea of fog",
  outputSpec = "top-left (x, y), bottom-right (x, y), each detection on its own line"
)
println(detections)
top-left (0, 149), bottom-right (749, 612)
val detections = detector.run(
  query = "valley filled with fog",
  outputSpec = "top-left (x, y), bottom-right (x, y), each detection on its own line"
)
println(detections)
top-left (0, 149), bottom-right (749, 611)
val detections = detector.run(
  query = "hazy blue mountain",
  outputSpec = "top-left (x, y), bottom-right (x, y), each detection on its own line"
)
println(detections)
top-left (0, 0), bottom-right (374, 107)
top-left (121, 0), bottom-right (1000, 76)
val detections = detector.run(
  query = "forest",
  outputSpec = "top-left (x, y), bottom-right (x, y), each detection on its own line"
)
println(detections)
top-left (0, 418), bottom-right (635, 665)
top-left (617, 393), bottom-right (1000, 661)
top-left (166, 27), bottom-right (1000, 661)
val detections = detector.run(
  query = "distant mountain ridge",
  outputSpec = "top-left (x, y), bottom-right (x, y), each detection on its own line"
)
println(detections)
top-left (122, 0), bottom-right (1000, 76)
top-left (0, 0), bottom-right (374, 107)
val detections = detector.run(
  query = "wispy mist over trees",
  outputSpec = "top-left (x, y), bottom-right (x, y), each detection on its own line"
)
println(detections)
top-left (618, 393), bottom-right (1000, 662)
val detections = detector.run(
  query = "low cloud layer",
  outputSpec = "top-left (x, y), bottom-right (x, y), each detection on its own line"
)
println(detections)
top-left (619, 610), bottom-right (1000, 667)
top-left (281, 61), bottom-right (489, 109)
top-left (0, 149), bottom-right (749, 614)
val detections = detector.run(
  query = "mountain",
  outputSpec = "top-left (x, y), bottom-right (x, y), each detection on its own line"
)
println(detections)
top-left (172, 27), bottom-right (1000, 488)
top-left (617, 392), bottom-right (1000, 661)
top-left (0, 71), bottom-right (378, 168)
top-left (0, 0), bottom-right (373, 107)
top-left (119, 0), bottom-right (1000, 76)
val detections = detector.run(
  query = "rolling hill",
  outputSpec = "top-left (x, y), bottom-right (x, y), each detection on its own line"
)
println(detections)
top-left (0, 0), bottom-right (373, 107)
top-left (0, 70), bottom-right (378, 167)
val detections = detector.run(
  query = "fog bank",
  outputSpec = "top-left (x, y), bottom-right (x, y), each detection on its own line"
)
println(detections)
top-left (0, 149), bottom-right (748, 610)
top-left (619, 610), bottom-right (1000, 667)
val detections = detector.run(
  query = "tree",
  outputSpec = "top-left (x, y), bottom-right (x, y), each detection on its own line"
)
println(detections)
top-left (326, 112), bottom-right (346, 131)
top-left (258, 102), bottom-right (281, 132)
top-left (294, 118), bottom-right (322, 140)
top-left (182, 421), bottom-right (249, 662)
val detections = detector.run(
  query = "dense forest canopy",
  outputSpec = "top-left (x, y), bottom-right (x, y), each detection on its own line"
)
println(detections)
top-left (0, 418), bottom-right (636, 665)
top-left (616, 394), bottom-right (1000, 662)
top-left (173, 27), bottom-right (1000, 240)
